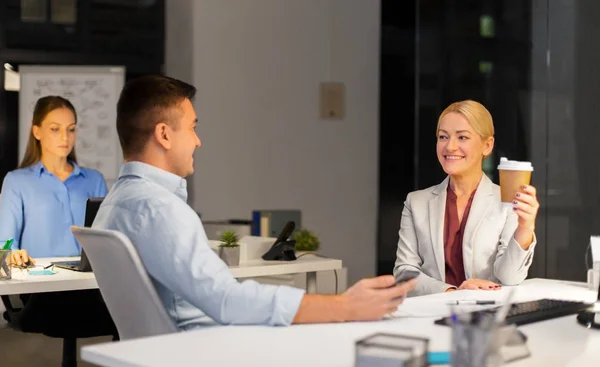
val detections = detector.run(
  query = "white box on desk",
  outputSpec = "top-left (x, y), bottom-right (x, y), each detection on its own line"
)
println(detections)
top-left (239, 236), bottom-right (276, 263)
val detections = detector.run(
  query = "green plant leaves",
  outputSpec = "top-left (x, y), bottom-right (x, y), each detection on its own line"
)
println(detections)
top-left (293, 228), bottom-right (320, 252)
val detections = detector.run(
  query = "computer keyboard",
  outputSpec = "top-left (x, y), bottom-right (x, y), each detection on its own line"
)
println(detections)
top-left (435, 299), bottom-right (591, 326)
top-left (503, 299), bottom-right (591, 326)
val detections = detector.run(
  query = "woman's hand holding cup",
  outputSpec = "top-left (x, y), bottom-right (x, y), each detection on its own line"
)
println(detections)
top-left (512, 185), bottom-right (539, 229)
top-left (497, 158), bottom-right (538, 249)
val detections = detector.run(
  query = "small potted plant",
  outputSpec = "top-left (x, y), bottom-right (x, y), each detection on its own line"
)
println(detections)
top-left (218, 230), bottom-right (240, 266)
top-left (293, 228), bottom-right (320, 257)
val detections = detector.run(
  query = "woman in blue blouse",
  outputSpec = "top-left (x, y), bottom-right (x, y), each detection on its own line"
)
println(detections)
top-left (0, 96), bottom-right (116, 344)
top-left (0, 96), bottom-right (107, 265)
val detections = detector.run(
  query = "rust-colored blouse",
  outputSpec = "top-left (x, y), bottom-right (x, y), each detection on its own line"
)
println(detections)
top-left (444, 186), bottom-right (477, 287)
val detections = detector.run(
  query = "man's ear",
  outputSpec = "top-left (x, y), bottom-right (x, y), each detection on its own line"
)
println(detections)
top-left (154, 122), bottom-right (172, 150)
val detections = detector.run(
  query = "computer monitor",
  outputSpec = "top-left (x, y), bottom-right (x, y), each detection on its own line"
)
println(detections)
top-left (52, 197), bottom-right (104, 272)
top-left (79, 197), bottom-right (104, 270)
top-left (84, 197), bottom-right (104, 227)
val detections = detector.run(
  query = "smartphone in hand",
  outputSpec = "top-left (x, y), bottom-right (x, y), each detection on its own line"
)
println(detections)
top-left (395, 269), bottom-right (420, 286)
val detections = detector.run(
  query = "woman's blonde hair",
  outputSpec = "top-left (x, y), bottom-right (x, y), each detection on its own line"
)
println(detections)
top-left (19, 96), bottom-right (77, 169)
top-left (436, 100), bottom-right (494, 140)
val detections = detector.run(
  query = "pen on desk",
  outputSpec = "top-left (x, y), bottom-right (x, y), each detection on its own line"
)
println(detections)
top-left (446, 300), bottom-right (496, 306)
top-left (44, 264), bottom-right (54, 269)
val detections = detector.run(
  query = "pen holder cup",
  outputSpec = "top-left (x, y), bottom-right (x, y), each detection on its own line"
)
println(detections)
top-left (450, 310), bottom-right (530, 367)
top-left (355, 333), bottom-right (429, 367)
top-left (0, 250), bottom-right (12, 280)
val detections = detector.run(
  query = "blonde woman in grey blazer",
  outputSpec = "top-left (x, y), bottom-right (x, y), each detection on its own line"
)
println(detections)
top-left (394, 100), bottom-right (539, 296)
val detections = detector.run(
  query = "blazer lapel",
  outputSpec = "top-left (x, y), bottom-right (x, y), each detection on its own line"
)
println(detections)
top-left (429, 177), bottom-right (449, 280)
top-left (462, 174), bottom-right (494, 278)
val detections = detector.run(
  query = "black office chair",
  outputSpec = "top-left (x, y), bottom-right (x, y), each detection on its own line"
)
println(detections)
top-left (2, 291), bottom-right (118, 367)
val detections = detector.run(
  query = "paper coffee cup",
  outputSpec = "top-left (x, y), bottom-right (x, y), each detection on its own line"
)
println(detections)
top-left (497, 157), bottom-right (533, 206)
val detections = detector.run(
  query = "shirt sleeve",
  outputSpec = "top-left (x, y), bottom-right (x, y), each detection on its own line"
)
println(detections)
top-left (93, 171), bottom-right (109, 197)
top-left (133, 201), bottom-right (305, 326)
top-left (0, 173), bottom-right (24, 249)
top-left (493, 208), bottom-right (536, 285)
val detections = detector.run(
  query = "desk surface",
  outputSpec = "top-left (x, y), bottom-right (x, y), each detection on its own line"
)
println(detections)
top-left (0, 256), bottom-right (342, 295)
top-left (81, 279), bottom-right (600, 367)
top-left (231, 256), bottom-right (342, 278)
top-left (0, 257), bottom-right (97, 295)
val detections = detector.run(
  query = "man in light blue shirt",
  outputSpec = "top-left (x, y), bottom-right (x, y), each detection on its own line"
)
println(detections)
top-left (93, 75), bottom-right (415, 328)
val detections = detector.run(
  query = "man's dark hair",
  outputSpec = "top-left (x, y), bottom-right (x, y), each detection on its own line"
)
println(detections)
top-left (116, 75), bottom-right (196, 157)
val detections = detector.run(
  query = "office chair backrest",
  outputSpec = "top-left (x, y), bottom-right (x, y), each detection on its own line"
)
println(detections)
top-left (71, 226), bottom-right (178, 340)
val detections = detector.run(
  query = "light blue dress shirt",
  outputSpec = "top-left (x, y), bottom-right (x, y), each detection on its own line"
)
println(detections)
top-left (92, 162), bottom-right (305, 329)
top-left (0, 161), bottom-right (108, 257)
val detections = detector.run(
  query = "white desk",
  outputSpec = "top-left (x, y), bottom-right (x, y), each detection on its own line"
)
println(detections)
top-left (0, 257), bottom-right (97, 295)
top-left (0, 256), bottom-right (342, 295)
top-left (81, 279), bottom-right (600, 367)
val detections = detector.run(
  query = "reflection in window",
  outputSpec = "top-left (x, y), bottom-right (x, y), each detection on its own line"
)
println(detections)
top-left (479, 61), bottom-right (494, 74)
top-left (20, 0), bottom-right (77, 24)
top-left (480, 15), bottom-right (495, 38)
top-left (51, 0), bottom-right (77, 24)
top-left (20, 0), bottom-right (47, 23)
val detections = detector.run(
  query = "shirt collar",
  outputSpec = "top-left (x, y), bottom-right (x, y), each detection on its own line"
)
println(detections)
top-left (119, 161), bottom-right (188, 201)
top-left (34, 160), bottom-right (85, 178)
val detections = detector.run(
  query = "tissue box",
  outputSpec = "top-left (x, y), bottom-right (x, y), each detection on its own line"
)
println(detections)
top-left (355, 333), bottom-right (428, 367)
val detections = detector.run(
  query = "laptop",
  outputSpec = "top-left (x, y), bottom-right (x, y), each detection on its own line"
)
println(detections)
top-left (52, 197), bottom-right (104, 272)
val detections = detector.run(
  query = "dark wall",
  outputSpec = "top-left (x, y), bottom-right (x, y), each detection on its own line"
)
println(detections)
top-left (377, 0), bottom-right (417, 275)
top-left (0, 0), bottom-right (165, 182)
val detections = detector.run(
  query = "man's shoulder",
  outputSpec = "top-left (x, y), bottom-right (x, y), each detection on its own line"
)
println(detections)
top-left (103, 178), bottom-right (194, 221)
top-left (106, 180), bottom-right (174, 211)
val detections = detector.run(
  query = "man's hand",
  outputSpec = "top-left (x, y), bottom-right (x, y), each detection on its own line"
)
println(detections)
top-left (342, 275), bottom-right (416, 321)
top-left (292, 275), bottom-right (416, 324)
top-left (458, 278), bottom-right (501, 290)
top-left (10, 249), bottom-right (35, 267)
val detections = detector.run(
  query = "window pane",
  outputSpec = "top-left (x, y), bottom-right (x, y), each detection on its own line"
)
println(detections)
top-left (20, 0), bottom-right (47, 23)
top-left (51, 0), bottom-right (77, 24)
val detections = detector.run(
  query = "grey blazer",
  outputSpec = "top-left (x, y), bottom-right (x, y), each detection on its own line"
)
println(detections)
top-left (393, 175), bottom-right (536, 296)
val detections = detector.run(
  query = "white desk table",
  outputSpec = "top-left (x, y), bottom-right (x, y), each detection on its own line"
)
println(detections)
top-left (81, 279), bottom-right (600, 367)
top-left (0, 256), bottom-right (342, 295)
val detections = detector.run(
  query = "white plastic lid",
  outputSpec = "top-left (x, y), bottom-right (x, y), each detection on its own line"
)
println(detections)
top-left (497, 157), bottom-right (534, 171)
